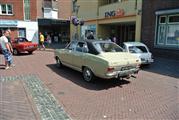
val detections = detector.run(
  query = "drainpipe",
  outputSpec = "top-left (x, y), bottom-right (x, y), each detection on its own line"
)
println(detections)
top-left (135, 0), bottom-right (137, 10)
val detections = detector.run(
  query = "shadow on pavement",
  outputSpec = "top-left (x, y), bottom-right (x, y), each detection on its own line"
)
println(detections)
top-left (141, 57), bottom-right (179, 79)
top-left (46, 64), bottom-right (131, 90)
top-left (0, 64), bottom-right (5, 69)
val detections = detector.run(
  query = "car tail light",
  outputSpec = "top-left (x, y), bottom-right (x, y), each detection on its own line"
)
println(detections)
top-left (107, 67), bottom-right (114, 72)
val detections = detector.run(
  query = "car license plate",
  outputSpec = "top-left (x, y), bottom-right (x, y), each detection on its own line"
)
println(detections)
top-left (29, 46), bottom-right (34, 48)
top-left (121, 66), bottom-right (133, 71)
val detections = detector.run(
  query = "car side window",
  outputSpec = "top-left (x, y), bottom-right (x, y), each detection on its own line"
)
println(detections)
top-left (129, 46), bottom-right (148, 53)
top-left (122, 44), bottom-right (127, 52)
top-left (66, 41), bottom-right (76, 50)
top-left (76, 42), bottom-right (88, 53)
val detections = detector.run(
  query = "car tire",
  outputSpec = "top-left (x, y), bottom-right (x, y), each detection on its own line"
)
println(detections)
top-left (83, 67), bottom-right (95, 82)
top-left (28, 51), bottom-right (33, 54)
top-left (56, 57), bottom-right (62, 68)
top-left (13, 49), bottom-right (19, 55)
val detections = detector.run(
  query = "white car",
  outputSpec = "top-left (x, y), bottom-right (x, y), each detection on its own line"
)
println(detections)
top-left (123, 42), bottom-right (154, 65)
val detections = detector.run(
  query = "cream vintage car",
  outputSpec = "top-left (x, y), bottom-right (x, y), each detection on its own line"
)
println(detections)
top-left (54, 40), bottom-right (141, 82)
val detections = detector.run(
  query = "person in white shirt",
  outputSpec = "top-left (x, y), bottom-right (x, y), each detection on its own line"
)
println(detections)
top-left (0, 29), bottom-right (14, 69)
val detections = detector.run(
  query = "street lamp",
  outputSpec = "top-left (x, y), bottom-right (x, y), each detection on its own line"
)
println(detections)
top-left (74, 5), bottom-right (80, 39)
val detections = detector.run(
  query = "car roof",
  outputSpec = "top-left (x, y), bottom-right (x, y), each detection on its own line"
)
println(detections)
top-left (72, 39), bottom-right (113, 43)
top-left (123, 42), bottom-right (147, 47)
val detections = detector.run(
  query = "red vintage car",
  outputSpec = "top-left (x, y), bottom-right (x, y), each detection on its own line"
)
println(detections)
top-left (12, 37), bottom-right (38, 55)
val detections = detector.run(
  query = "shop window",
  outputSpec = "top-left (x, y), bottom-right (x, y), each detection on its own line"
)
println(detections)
top-left (157, 25), bottom-right (166, 45)
top-left (18, 28), bottom-right (26, 38)
top-left (0, 4), bottom-right (13, 15)
top-left (159, 16), bottom-right (166, 24)
top-left (166, 25), bottom-right (179, 45)
top-left (156, 14), bottom-right (179, 47)
top-left (168, 14), bottom-right (179, 23)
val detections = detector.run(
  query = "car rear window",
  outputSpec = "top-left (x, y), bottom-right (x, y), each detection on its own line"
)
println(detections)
top-left (18, 38), bottom-right (28, 42)
top-left (129, 46), bottom-right (148, 53)
top-left (93, 42), bottom-right (123, 53)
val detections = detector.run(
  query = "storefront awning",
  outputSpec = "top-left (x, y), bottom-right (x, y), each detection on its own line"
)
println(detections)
top-left (155, 8), bottom-right (179, 15)
top-left (38, 18), bottom-right (70, 26)
top-left (0, 20), bottom-right (18, 27)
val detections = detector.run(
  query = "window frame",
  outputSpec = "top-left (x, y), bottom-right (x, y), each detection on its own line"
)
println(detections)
top-left (155, 14), bottom-right (179, 48)
top-left (24, 0), bottom-right (31, 20)
top-left (168, 14), bottom-right (179, 24)
top-left (0, 4), bottom-right (13, 15)
top-left (18, 28), bottom-right (26, 38)
top-left (159, 16), bottom-right (167, 24)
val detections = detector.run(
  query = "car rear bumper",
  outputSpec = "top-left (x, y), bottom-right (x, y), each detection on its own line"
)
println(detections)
top-left (141, 59), bottom-right (154, 64)
top-left (105, 68), bottom-right (139, 79)
top-left (20, 47), bottom-right (37, 52)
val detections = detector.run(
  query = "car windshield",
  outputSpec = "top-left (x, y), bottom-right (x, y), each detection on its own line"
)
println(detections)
top-left (18, 38), bottom-right (29, 42)
top-left (129, 46), bottom-right (148, 53)
top-left (93, 42), bottom-right (123, 53)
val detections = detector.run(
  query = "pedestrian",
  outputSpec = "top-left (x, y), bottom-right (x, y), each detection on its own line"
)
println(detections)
top-left (46, 34), bottom-right (51, 47)
top-left (0, 29), bottom-right (14, 70)
top-left (39, 32), bottom-right (45, 50)
top-left (113, 36), bottom-right (117, 43)
top-left (87, 31), bottom-right (94, 40)
top-left (6, 29), bottom-right (13, 53)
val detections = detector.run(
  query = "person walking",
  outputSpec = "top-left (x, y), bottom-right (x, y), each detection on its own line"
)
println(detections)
top-left (46, 34), bottom-right (51, 47)
top-left (39, 32), bottom-right (45, 50)
top-left (6, 29), bottom-right (13, 53)
top-left (0, 29), bottom-right (14, 69)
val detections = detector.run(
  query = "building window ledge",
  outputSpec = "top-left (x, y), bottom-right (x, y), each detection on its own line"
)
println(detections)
top-left (154, 45), bottom-right (179, 50)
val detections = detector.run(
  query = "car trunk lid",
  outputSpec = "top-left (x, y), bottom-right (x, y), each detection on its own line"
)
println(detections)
top-left (99, 52), bottom-right (140, 66)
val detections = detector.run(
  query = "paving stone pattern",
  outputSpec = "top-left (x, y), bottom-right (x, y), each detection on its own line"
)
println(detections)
top-left (0, 75), bottom-right (70, 120)
top-left (0, 80), bottom-right (37, 120)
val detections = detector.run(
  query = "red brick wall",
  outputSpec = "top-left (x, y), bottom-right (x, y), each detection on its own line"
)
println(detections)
top-left (0, 0), bottom-right (38, 21)
top-left (30, 0), bottom-right (37, 20)
top-left (58, 0), bottom-right (72, 20)
top-left (0, 0), bottom-right (24, 20)
top-left (36, 0), bottom-right (43, 19)
top-left (141, 0), bottom-right (179, 60)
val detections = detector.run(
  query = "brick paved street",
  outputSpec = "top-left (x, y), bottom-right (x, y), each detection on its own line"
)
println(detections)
top-left (0, 50), bottom-right (178, 120)
top-left (0, 80), bottom-right (38, 120)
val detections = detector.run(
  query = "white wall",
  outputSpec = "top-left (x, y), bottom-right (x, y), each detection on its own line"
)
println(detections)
top-left (44, 8), bottom-right (58, 19)
top-left (17, 21), bottom-right (38, 43)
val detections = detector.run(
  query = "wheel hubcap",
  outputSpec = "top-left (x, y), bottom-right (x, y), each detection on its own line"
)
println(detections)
top-left (84, 69), bottom-right (91, 81)
top-left (14, 50), bottom-right (17, 54)
top-left (56, 59), bottom-right (61, 67)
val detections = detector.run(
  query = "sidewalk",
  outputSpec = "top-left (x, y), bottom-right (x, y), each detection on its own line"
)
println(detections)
top-left (0, 75), bottom-right (71, 120)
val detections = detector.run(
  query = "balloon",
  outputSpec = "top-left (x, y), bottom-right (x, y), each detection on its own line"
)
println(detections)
top-left (72, 17), bottom-right (79, 26)
top-left (79, 20), bottom-right (84, 26)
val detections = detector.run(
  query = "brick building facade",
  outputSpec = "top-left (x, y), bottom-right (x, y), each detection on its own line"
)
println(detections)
top-left (38, 0), bottom-right (71, 43)
top-left (0, 0), bottom-right (72, 43)
top-left (141, 0), bottom-right (179, 60)
top-left (0, 0), bottom-right (38, 42)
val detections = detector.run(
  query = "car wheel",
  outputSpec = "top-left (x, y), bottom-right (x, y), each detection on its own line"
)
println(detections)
top-left (83, 67), bottom-right (95, 82)
top-left (13, 49), bottom-right (19, 55)
top-left (28, 51), bottom-right (33, 54)
top-left (56, 57), bottom-right (62, 68)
